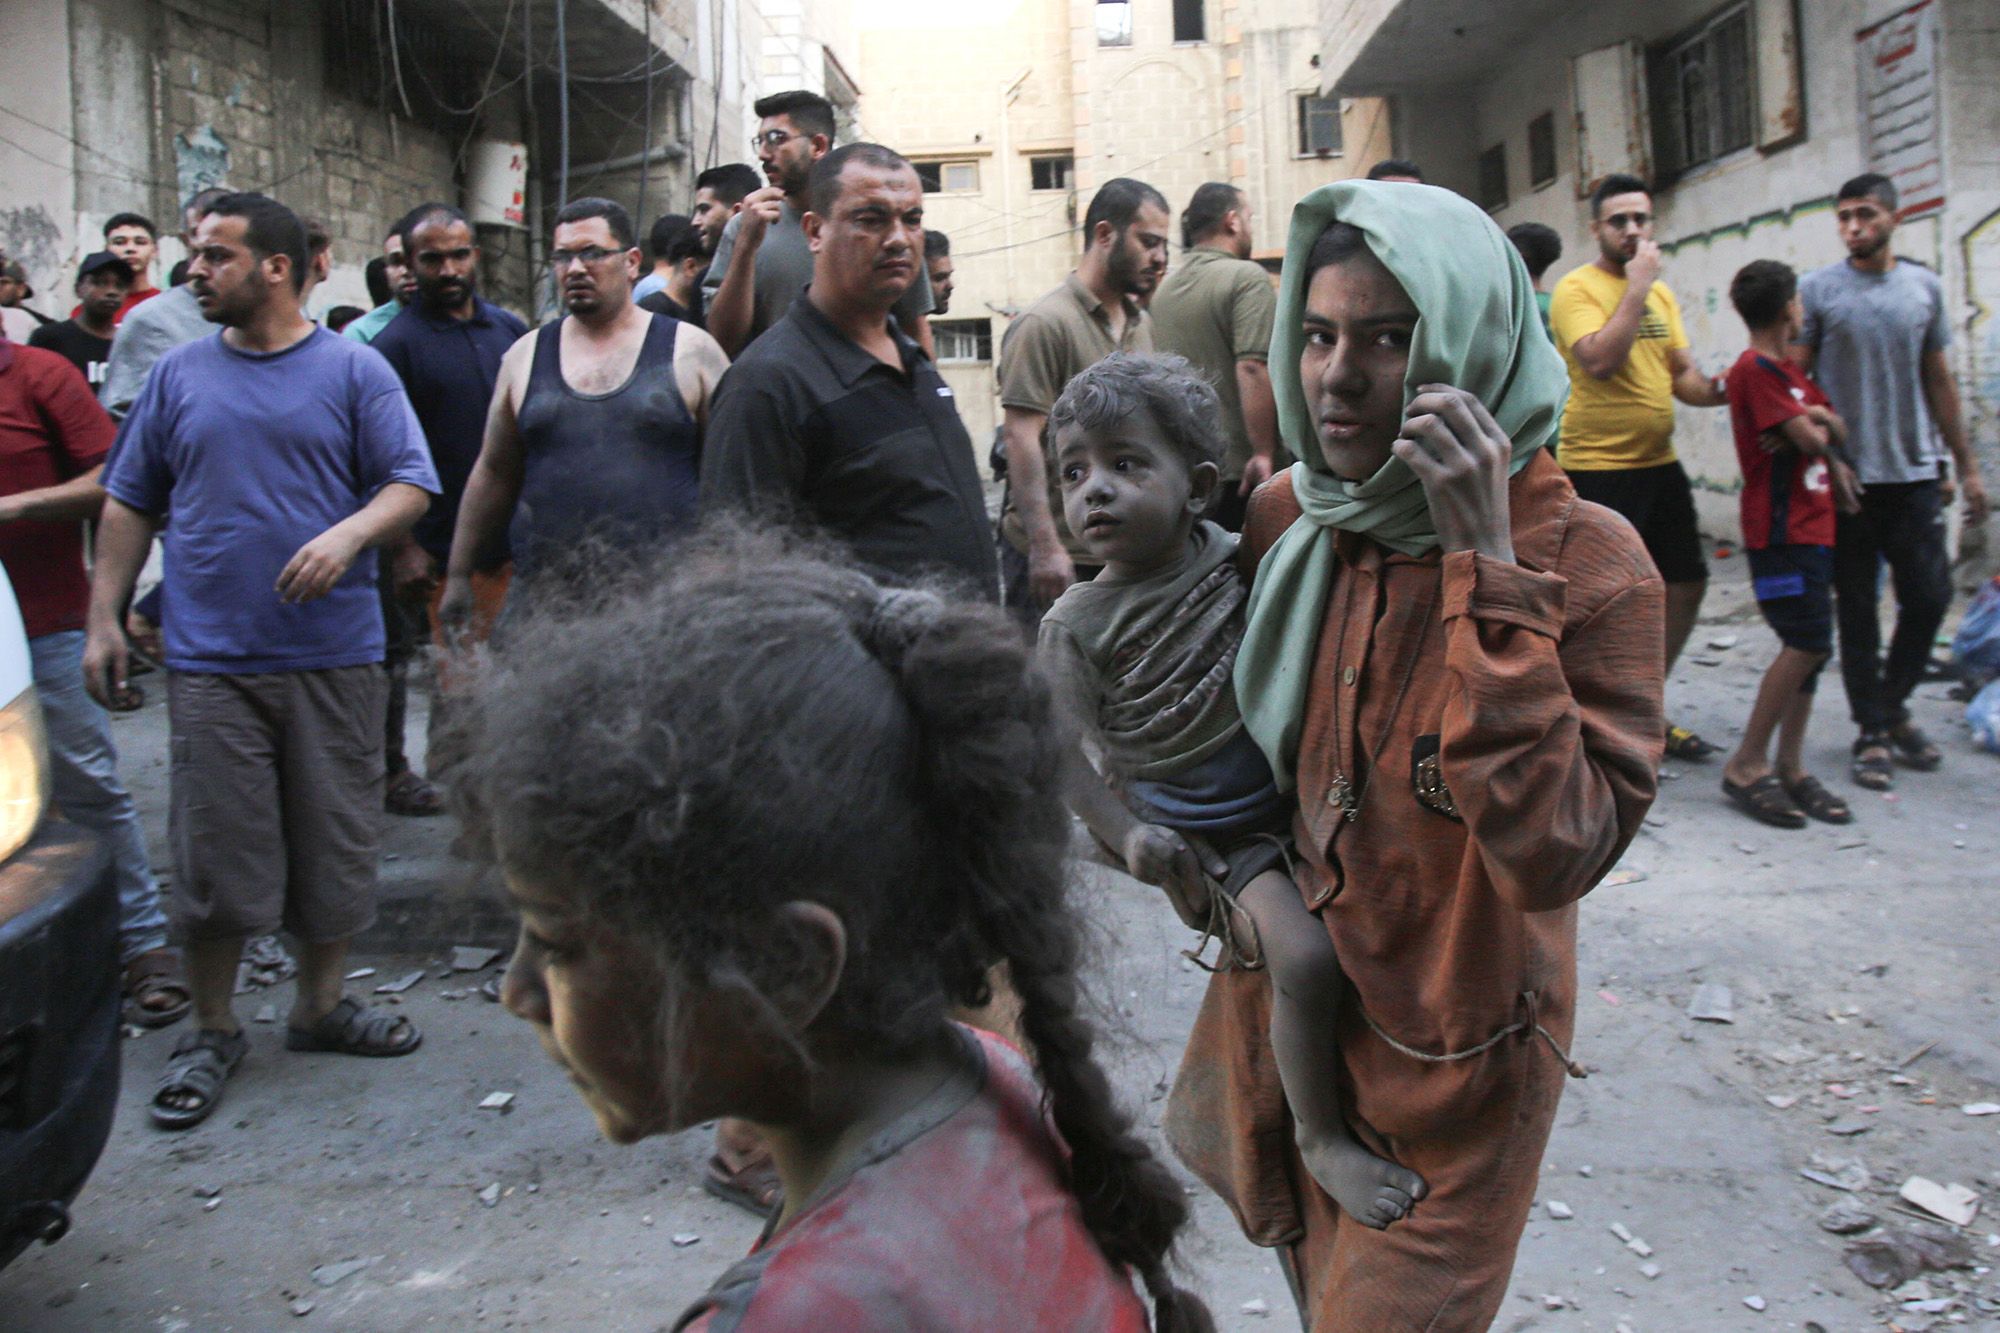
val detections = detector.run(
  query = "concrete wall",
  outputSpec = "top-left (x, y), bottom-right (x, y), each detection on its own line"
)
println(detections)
top-left (1382, 0), bottom-right (2000, 548)
top-left (0, 0), bottom-right (80, 305)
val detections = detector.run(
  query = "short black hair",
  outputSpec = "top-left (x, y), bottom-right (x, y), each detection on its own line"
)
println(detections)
top-left (364, 256), bottom-right (392, 307)
top-left (806, 143), bottom-right (914, 218)
top-left (1837, 172), bottom-right (1898, 213)
top-left (1506, 222), bottom-right (1563, 281)
top-left (753, 90), bottom-right (836, 142)
top-left (326, 304), bottom-right (367, 332)
top-left (1729, 259), bottom-right (1797, 330)
top-left (1590, 173), bottom-right (1652, 218)
top-left (695, 163), bottom-right (761, 204)
top-left (301, 215), bottom-right (332, 259)
top-left (924, 229), bottom-right (950, 260)
top-left (1082, 178), bottom-right (1169, 242)
top-left (1303, 221), bottom-right (1373, 282)
top-left (1365, 159), bottom-right (1424, 182)
top-left (103, 211), bottom-right (158, 240)
top-left (402, 202), bottom-right (472, 246)
top-left (183, 188), bottom-right (230, 228)
top-left (553, 196), bottom-right (637, 250)
top-left (1049, 353), bottom-right (1225, 474)
top-left (665, 223), bottom-right (707, 266)
top-left (649, 212), bottom-right (691, 261)
top-left (1181, 182), bottom-right (1244, 249)
top-left (204, 192), bottom-right (309, 293)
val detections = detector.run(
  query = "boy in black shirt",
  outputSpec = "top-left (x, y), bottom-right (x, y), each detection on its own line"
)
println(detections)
top-left (30, 252), bottom-right (132, 388)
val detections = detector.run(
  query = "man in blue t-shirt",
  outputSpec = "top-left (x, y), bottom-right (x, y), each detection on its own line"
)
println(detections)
top-left (83, 193), bottom-right (440, 1132)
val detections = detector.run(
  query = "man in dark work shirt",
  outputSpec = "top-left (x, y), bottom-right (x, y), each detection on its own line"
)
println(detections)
top-left (702, 143), bottom-right (996, 601)
top-left (637, 219), bottom-right (708, 329)
top-left (30, 252), bottom-right (132, 389)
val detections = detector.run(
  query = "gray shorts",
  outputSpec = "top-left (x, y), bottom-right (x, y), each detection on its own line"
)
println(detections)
top-left (166, 665), bottom-right (388, 944)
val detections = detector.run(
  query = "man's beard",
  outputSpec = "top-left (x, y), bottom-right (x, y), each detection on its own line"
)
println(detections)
top-left (1108, 237), bottom-right (1146, 295)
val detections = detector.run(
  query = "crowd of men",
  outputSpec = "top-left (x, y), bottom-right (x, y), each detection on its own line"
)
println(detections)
top-left (0, 85), bottom-right (1986, 1170)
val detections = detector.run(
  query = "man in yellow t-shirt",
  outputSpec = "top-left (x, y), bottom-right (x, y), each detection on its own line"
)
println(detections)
top-left (1551, 173), bottom-right (1729, 760)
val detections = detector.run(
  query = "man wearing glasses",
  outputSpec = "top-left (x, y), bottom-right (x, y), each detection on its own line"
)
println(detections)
top-left (439, 198), bottom-right (730, 635)
top-left (701, 90), bottom-right (936, 359)
top-left (1551, 173), bottom-right (1729, 762)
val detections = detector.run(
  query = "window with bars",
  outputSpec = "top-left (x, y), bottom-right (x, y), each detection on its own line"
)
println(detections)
top-left (1647, 2), bottom-right (1755, 182)
top-left (322, 0), bottom-right (482, 136)
top-left (1298, 95), bottom-right (1342, 157)
top-left (1096, 0), bottom-right (1132, 46)
top-left (1528, 110), bottom-right (1557, 189)
top-left (914, 160), bottom-right (979, 194)
top-left (933, 319), bottom-right (993, 363)
top-left (1477, 143), bottom-right (1509, 211)
top-left (1173, 0), bottom-right (1205, 42)
top-left (1029, 156), bottom-right (1074, 192)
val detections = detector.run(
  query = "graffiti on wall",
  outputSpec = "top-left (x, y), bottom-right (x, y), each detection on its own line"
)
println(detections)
top-left (0, 205), bottom-right (63, 282)
top-left (1960, 205), bottom-right (2000, 481)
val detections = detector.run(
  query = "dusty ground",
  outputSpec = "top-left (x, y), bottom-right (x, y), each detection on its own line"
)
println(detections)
top-left (4, 558), bottom-right (1998, 1332)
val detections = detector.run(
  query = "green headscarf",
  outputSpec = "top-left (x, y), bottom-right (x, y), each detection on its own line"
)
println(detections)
top-left (1234, 180), bottom-right (1570, 791)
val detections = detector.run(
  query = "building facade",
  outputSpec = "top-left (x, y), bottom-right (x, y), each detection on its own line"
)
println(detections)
top-left (1, 0), bottom-right (848, 321)
top-left (856, 0), bottom-right (1391, 443)
top-left (1321, 0), bottom-right (2000, 554)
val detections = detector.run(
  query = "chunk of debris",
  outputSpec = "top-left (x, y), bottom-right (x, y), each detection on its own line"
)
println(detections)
top-left (194, 1183), bottom-right (222, 1199)
top-left (1602, 869), bottom-right (1647, 887)
top-left (309, 1257), bottom-right (375, 1289)
top-left (1765, 1094), bottom-right (1798, 1109)
top-left (1638, 1261), bottom-right (1662, 1280)
top-left (1825, 1119), bottom-right (1871, 1137)
top-left (1961, 1102), bottom-right (2000, 1117)
top-left (289, 1299), bottom-right (315, 1317)
top-left (477, 1183), bottom-right (502, 1208)
top-left (477, 1091), bottom-right (515, 1112)
top-left (1624, 1236), bottom-right (1654, 1258)
top-left (672, 1233), bottom-right (701, 1248)
top-left (1609, 1222), bottom-right (1635, 1244)
top-left (451, 946), bottom-right (503, 973)
top-left (202, 1197), bottom-right (222, 1212)
top-left (1707, 633), bottom-right (1740, 650)
top-left (1801, 1152), bottom-right (1870, 1192)
top-left (1743, 1295), bottom-right (1766, 1311)
top-left (1540, 1294), bottom-right (1566, 1310)
top-left (1843, 1225), bottom-right (1977, 1289)
top-left (374, 970), bottom-right (424, 995)
top-left (1818, 1199), bottom-right (1877, 1234)
top-left (253, 1005), bottom-right (278, 1024)
top-left (1899, 1177), bottom-right (1981, 1227)
top-left (1687, 983), bottom-right (1734, 1023)
top-left (344, 967), bottom-right (376, 981)
top-left (1545, 1200), bottom-right (1574, 1220)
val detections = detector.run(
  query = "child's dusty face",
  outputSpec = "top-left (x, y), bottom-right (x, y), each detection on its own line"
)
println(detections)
top-left (501, 872), bottom-right (761, 1144)
top-left (1054, 408), bottom-right (1215, 576)
top-left (1299, 255), bottom-right (1417, 482)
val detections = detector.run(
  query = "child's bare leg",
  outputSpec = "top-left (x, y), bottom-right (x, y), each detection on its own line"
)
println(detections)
top-left (1773, 668), bottom-right (1822, 784)
top-left (1238, 868), bottom-right (1427, 1228)
top-left (1724, 647), bottom-right (1824, 786)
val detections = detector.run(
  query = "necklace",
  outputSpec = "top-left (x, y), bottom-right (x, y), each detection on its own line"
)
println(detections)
top-left (1325, 563), bottom-right (1440, 823)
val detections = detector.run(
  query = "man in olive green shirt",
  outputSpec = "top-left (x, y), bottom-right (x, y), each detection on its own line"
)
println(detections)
top-left (1148, 182), bottom-right (1280, 531)
top-left (997, 177), bottom-right (1169, 624)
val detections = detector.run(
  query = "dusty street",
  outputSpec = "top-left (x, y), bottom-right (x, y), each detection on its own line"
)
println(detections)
top-left (3, 559), bottom-right (1997, 1332)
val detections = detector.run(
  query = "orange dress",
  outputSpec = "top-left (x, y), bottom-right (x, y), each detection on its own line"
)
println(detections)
top-left (1167, 452), bottom-right (1665, 1330)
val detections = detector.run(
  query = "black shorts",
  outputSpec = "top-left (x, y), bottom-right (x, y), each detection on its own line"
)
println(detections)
top-left (1748, 544), bottom-right (1835, 657)
top-left (1566, 461), bottom-right (1709, 584)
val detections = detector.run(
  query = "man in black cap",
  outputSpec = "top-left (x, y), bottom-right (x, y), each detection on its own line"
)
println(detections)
top-left (30, 253), bottom-right (134, 388)
top-left (0, 259), bottom-right (52, 336)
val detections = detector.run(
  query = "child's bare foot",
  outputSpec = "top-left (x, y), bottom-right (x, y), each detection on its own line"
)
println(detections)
top-left (1300, 1131), bottom-right (1428, 1229)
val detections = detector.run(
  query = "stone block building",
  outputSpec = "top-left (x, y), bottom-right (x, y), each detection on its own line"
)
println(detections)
top-left (856, 0), bottom-right (1392, 443)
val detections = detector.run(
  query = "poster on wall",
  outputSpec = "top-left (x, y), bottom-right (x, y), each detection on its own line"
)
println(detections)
top-left (1855, 0), bottom-right (1944, 221)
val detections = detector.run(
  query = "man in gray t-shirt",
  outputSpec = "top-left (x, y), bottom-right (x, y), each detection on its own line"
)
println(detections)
top-left (701, 89), bottom-right (932, 358)
top-left (1794, 172), bottom-right (1988, 789)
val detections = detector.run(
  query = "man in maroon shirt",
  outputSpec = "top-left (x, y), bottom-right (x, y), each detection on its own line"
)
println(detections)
top-left (0, 332), bottom-right (184, 1026)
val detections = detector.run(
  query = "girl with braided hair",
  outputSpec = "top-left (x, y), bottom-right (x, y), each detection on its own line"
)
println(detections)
top-left (448, 527), bottom-right (1213, 1332)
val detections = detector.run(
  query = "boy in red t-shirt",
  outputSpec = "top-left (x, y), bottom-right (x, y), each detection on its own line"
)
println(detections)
top-left (1720, 260), bottom-right (1861, 828)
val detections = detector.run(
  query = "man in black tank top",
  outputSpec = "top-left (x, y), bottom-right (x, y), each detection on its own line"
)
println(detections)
top-left (438, 197), bottom-right (730, 634)
top-left (702, 145), bottom-right (998, 602)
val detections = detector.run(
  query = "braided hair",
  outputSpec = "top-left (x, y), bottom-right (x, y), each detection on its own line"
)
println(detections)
top-left (448, 525), bottom-right (1212, 1330)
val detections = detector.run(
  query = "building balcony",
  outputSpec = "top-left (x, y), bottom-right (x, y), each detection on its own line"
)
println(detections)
top-left (1319, 0), bottom-right (1570, 94)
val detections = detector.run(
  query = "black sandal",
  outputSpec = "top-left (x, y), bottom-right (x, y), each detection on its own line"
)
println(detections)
top-left (1886, 721), bottom-right (1942, 771)
top-left (1722, 775), bottom-right (1807, 829)
top-left (1784, 775), bottom-right (1853, 825)
top-left (285, 995), bottom-right (422, 1057)
top-left (151, 1027), bottom-right (248, 1130)
top-left (1851, 735), bottom-right (1895, 790)
top-left (122, 948), bottom-right (193, 1029)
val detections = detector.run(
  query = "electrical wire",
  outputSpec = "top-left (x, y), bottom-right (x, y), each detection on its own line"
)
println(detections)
top-left (638, 2), bottom-right (653, 222)
top-left (554, 0), bottom-right (570, 214)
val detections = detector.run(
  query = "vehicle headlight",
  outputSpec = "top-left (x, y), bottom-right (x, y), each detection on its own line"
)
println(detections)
top-left (0, 685), bottom-right (50, 864)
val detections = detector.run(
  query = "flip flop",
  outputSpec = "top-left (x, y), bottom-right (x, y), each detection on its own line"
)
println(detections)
top-left (1665, 724), bottom-right (1719, 761)
top-left (151, 1027), bottom-right (248, 1131)
top-left (285, 996), bottom-right (422, 1057)
top-left (1886, 722), bottom-right (1942, 771)
top-left (122, 948), bottom-right (193, 1029)
top-left (1783, 775), bottom-right (1852, 825)
top-left (1722, 775), bottom-right (1806, 829)
top-left (385, 769), bottom-right (445, 817)
top-left (703, 1148), bottom-right (781, 1217)
top-left (1851, 735), bottom-right (1894, 791)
